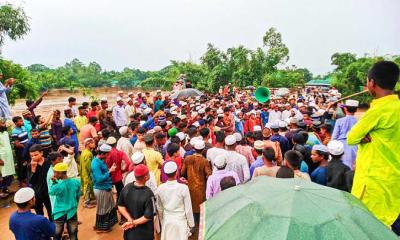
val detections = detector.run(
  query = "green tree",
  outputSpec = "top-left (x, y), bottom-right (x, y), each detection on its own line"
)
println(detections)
top-left (0, 4), bottom-right (30, 49)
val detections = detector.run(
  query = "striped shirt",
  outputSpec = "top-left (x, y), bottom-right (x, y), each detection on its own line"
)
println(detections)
top-left (11, 126), bottom-right (29, 146)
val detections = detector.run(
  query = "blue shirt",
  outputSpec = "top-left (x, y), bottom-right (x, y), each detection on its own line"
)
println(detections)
top-left (311, 166), bottom-right (327, 186)
top-left (271, 134), bottom-right (290, 154)
top-left (249, 156), bottom-right (264, 177)
top-left (9, 210), bottom-right (55, 240)
top-left (91, 157), bottom-right (112, 190)
top-left (300, 161), bottom-right (309, 173)
top-left (63, 118), bottom-right (79, 155)
top-left (260, 111), bottom-right (269, 127)
top-left (332, 115), bottom-right (358, 141)
top-left (306, 132), bottom-right (321, 146)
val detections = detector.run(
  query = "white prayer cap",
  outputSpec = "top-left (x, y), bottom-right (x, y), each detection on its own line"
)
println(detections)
top-left (176, 132), bottom-right (185, 141)
top-left (144, 108), bottom-right (152, 115)
top-left (217, 114), bottom-right (224, 118)
top-left (327, 140), bottom-right (344, 155)
top-left (166, 121), bottom-right (172, 126)
top-left (131, 152), bottom-right (145, 164)
top-left (153, 126), bottom-right (162, 133)
top-left (195, 96), bottom-right (201, 100)
top-left (106, 137), bottom-right (117, 145)
top-left (253, 125), bottom-right (262, 131)
top-left (198, 108), bottom-right (205, 114)
top-left (278, 121), bottom-right (288, 128)
top-left (192, 122), bottom-right (200, 128)
top-left (193, 140), bottom-right (205, 150)
top-left (156, 89), bottom-right (162, 93)
top-left (100, 97), bottom-right (108, 102)
top-left (164, 161), bottom-right (178, 174)
top-left (312, 144), bottom-right (329, 153)
top-left (190, 137), bottom-right (202, 146)
top-left (191, 112), bottom-right (198, 118)
top-left (147, 129), bottom-right (155, 135)
top-left (225, 135), bottom-right (236, 146)
top-left (217, 109), bottom-right (224, 114)
top-left (195, 106), bottom-right (201, 111)
top-left (234, 132), bottom-right (242, 142)
top-left (181, 102), bottom-right (187, 106)
top-left (84, 138), bottom-right (94, 145)
top-left (128, 92), bottom-right (134, 96)
top-left (180, 115), bottom-right (187, 120)
top-left (14, 187), bottom-right (35, 204)
top-left (116, 97), bottom-right (123, 102)
top-left (214, 155), bottom-right (227, 168)
top-left (126, 98), bottom-right (133, 102)
top-left (99, 144), bottom-right (112, 153)
top-left (297, 103), bottom-right (304, 107)
top-left (171, 111), bottom-right (178, 115)
top-left (118, 91), bottom-right (124, 94)
top-left (137, 91), bottom-right (142, 95)
top-left (170, 106), bottom-right (178, 111)
top-left (254, 140), bottom-right (265, 150)
top-left (345, 100), bottom-right (359, 107)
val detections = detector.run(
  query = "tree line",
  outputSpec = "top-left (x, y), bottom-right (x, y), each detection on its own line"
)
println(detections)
top-left (0, 3), bottom-right (399, 105)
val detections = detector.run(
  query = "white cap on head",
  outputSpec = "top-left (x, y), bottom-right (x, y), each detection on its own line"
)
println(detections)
top-left (214, 155), bottom-right (227, 168)
top-left (118, 91), bottom-right (124, 94)
top-left (312, 144), bottom-right (329, 153)
top-left (128, 92), bottom-right (133, 96)
top-left (198, 108), bottom-right (205, 114)
top-left (180, 115), bottom-right (187, 120)
top-left (153, 126), bottom-right (162, 133)
top-left (253, 125), bottom-right (262, 131)
top-left (254, 140), bottom-right (265, 150)
top-left (171, 111), bottom-right (178, 115)
top-left (166, 121), bottom-right (172, 126)
top-left (234, 132), bottom-right (242, 142)
top-left (327, 140), bottom-right (344, 155)
top-left (176, 132), bottom-right (185, 141)
top-left (106, 137), bottom-right (117, 145)
top-left (164, 161), bottom-right (178, 174)
top-left (137, 92), bottom-right (142, 95)
top-left (225, 135), bottom-right (236, 146)
top-left (217, 109), bottom-right (223, 114)
top-left (144, 108), bottom-right (152, 115)
top-left (119, 126), bottom-right (129, 136)
top-left (99, 144), bottom-right (112, 152)
top-left (193, 140), bottom-right (205, 150)
top-left (192, 122), bottom-right (200, 128)
top-left (278, 121), bottom-right (288, 128)
top-left (14, 187), bottom-right (35, 204)
top-left (181, 102), bottom-right (187, 106)
top-left (116, 97), bottom-right (123, 102)
top-left (131, 152), bottom-right (145, 164)
top-left (100, 97), bottom-right (108, 102)
top-left (345, 99), bottom-right (359, 107)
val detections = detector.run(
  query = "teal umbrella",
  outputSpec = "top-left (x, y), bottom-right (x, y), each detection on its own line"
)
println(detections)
top-left (199, 177), bottom-right (397, 240)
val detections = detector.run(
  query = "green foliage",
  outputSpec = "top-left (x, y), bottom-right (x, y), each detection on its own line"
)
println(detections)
top-left (330, 53), bottom-right (398, 104)
top-left (0, 4), bottom-right (30, 47)
top-left (0, 58), bottom-right (38, 104)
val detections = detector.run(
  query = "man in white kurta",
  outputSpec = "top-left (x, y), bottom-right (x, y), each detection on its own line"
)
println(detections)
top-left (156, 161), bottom-right (195, 240)
top-left (0, 118), bottom-right (16, 192)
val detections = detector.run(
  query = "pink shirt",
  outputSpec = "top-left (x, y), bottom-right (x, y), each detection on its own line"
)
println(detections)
top-left (236, 145), bottom-right (255, 165)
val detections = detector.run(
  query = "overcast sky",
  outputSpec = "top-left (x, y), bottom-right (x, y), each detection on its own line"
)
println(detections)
top-left (2, 0), bottom-right (400, 75)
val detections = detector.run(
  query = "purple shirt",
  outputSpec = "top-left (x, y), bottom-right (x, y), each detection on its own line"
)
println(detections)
top-left (206, 169), bottom-right (240, 199)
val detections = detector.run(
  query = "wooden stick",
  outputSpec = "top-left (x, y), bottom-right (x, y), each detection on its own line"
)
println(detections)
top-left (334, 89), bottom-right (369, 104)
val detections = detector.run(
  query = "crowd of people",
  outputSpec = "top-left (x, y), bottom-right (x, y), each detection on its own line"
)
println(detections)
top-left (0, 60), bottom-right (399, 240)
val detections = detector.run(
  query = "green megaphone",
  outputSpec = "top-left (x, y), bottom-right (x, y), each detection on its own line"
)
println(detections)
top-left (255, 87), bottom-right (271, 103)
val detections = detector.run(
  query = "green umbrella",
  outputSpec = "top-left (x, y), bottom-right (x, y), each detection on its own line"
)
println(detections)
top-left (200, 177), bottom-right (397, 240)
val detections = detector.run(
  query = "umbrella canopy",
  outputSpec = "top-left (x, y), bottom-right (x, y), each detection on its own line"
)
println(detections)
top-left (200, 177), bottom-right (397, 240)
top-left (170, 88), bottom-right (204, 99)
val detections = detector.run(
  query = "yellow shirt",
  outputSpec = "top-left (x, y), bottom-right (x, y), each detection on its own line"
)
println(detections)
top-left (143, 147), bottom-right (164, 186)
top-left (348, 94), bottom-right (400, 226)
top-left (74, 115), bottom-right (88, 131)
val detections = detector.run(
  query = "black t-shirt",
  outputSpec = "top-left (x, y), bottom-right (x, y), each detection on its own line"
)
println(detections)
top-left (28, 160), bottom-right (51, 200)
top-left (118, 182), bottom-right (155, 240)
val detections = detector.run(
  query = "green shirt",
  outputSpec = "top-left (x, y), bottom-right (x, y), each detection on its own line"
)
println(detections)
top-left (348, 94), bottom-right (400, 226)
top-left (49, 178), bottom-right (81, 220)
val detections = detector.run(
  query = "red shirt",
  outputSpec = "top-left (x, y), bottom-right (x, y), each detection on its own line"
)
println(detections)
top-left (105, 147), bottom-right (131, 183)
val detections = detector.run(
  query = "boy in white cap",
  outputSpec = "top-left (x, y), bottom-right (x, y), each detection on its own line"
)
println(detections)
top-left (91, 144), bottom-right (118, 233)
top-left (113, 97), bottom-right (128, 128)
top-left (331, 99), bottom-right (359, 169)
top-left (9, 187), bottom-right (56, 240)
top-left (181, 140), bottom-right (212, 222)
top-left (224, 135), bottom-right (250, 183)
top-left (156, 161), bottom-right (195, 240)
top-left (116, 126), bottom-right (134, 162)
top-left (326, 140), bottom-right (350, 191)
top-left (206, 155), bottom-right (239, 199)
top-left (310, 144), bottom-right (330, 186)
top-left (124, 152), bottom-right (157, 193)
